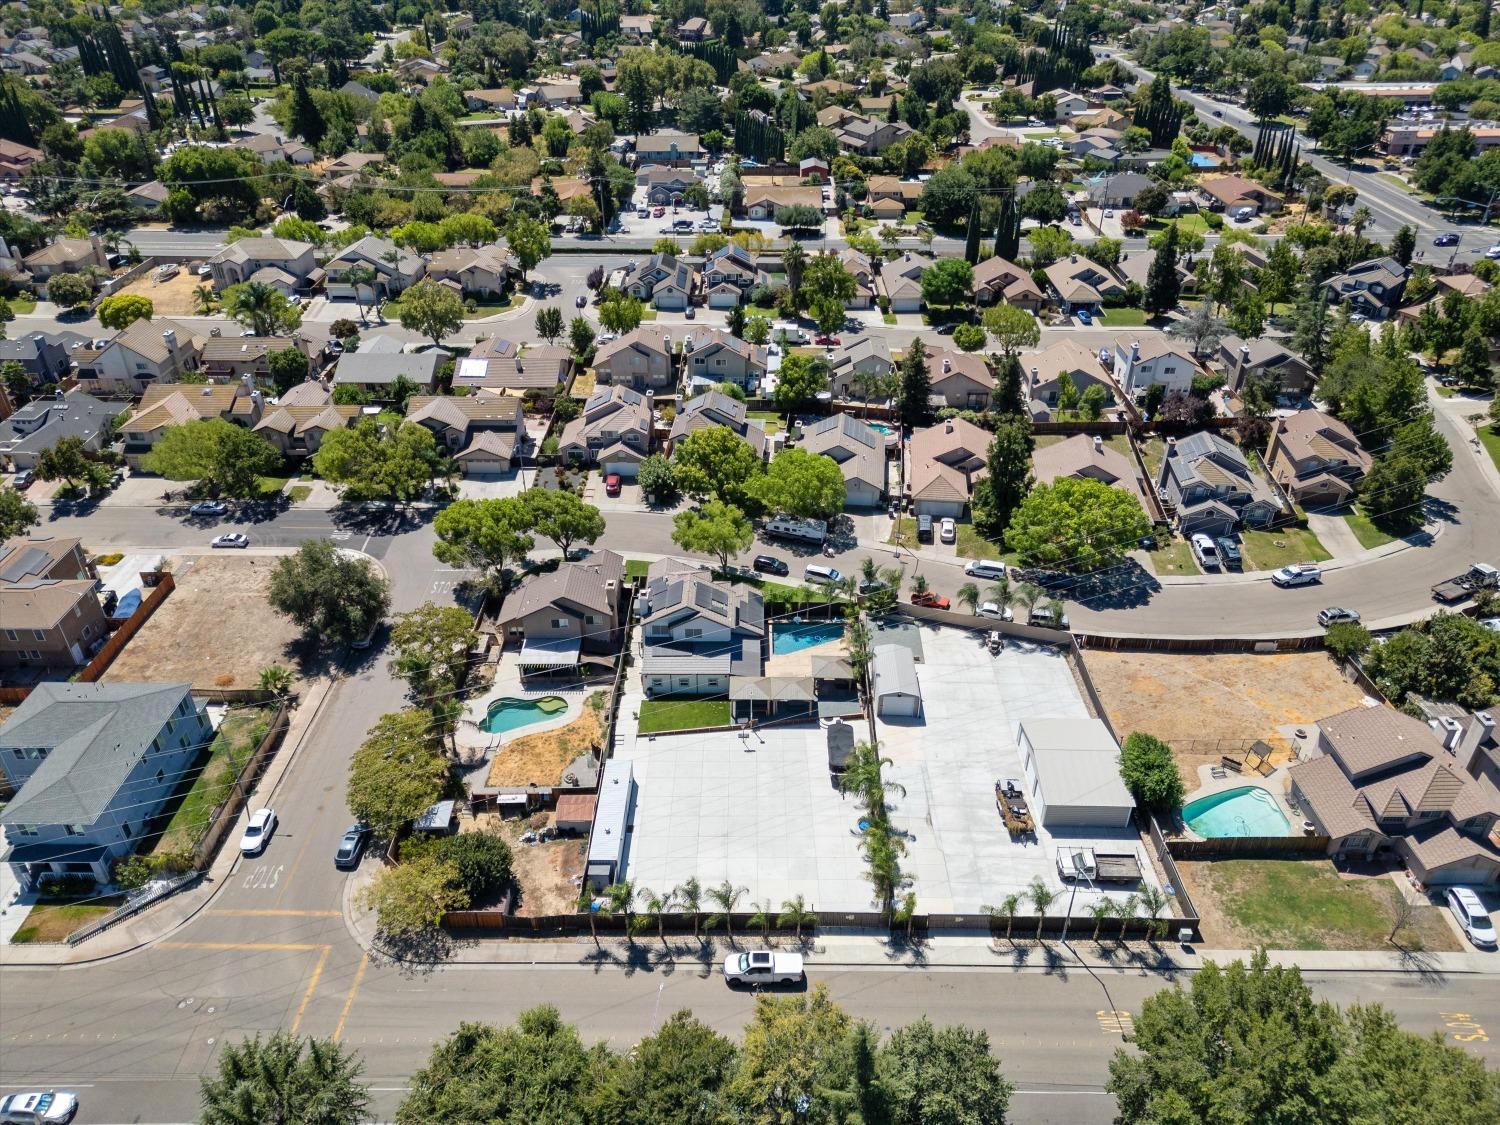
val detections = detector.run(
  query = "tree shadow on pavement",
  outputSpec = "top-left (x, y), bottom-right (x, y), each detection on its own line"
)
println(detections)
top-left (1071, 560), bottom-right (1160, 612)
top-left (373, 926), bottom-right (464, 975)
top-left (1392, 944), bottom-right (1446, 985)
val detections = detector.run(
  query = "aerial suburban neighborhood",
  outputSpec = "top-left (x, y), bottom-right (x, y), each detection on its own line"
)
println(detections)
top-left (5, 0), bottom-right (1500, 1120)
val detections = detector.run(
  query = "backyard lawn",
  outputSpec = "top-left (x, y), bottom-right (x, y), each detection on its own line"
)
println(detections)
top-left (747, 410), bottom-right (786, 435)
top-left (1237, 525), bottom-right (1331, 572)
top-left (624, 558), bottom-right (652, 580)
top-left (1136, 437), bottom-right (1168, 481)
top-left (1342, 508), bottom-right (1400, 550)
top-left (637, 699), bottom-right (732, 734)
top-left (1179, 859), bottom-right (1458, 951)
top-left (153, 707), bottom-right (273, 856)
top-left (11, 897), bottom-right (125, 943)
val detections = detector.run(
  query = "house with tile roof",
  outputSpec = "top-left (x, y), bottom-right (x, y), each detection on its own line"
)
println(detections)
top-left (426, 245), bottom-right (514, 297)
top-left (22, 236), bottom-right (109, 282)
top-left (972, 255), bottom-right (1044, 311)
top-left (639, 569), bottom-right (766, 697)
top-left (838, 249), bottom-right (878, 309)
top-left (325, 236), bottom-right (426, 300)
top-left (827, 337), bottom-right (893, 399)
top-left (1032, 434), bottom-right (1148, 509)
top-left (682, 330), bottom-right (768, 393)
top-left (494, 551), bottom-right (627, 675)
top-left (1158, 430), bottom-right (1283, 537)
top-left (558, 385), bottom-right (653, 478)
top-left (593, 326), bottom-right (677, 391)
top-left (120, 381), bottom-right (264, 468)
top-left (208, 237), bottom-right (317, 290)
top-left (1289, 705), bottom-right (1500, 886)
top-left (252, 391), bottom-right (360, 458)
top-left (878, 252), bottom-right (931, 313)
top-left (926, 348), bottom-right (994, 410)
top-left (405, 394), bottom-right (526, 476)
top-left (200, 336), bottom-right (308, 384)
top-left (1022, 339), bottom-right (1115, 420)
top-left (624, 253), bottom-right (698, 311)
top-left (669, 390), bottom-right (769, 459)
top-left (1265, 410), bottom-right (1372, 507)
top-left (72, 320), bottom-right (205, 398)
top-left (0, 683), bottom-right (213, 883)
top-left (1044, 255), bottom-right (1127, 313)
top-left (1197, 174), bottom-right (1283, 215)
top-left (799, 413), bottom-right (888, 508)
top-left (906, 416), bottom-right (991, 518)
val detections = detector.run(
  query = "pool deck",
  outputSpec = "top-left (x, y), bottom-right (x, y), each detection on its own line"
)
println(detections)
top-left (1181, 765), bottom-right (1304, 840)
top-left (764, 635), bottom-right (844, 676)
top-left (457, 664), bottom-right (589, 782)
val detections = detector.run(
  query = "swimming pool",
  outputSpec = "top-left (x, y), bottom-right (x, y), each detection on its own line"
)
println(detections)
top-left (480, 696), bottom-right (569, 735)
top-left (772, 622), bottom-right (845, 655)
top-left (1182, 785), bottom-right (1291, 838)
top-left (868, 422), bottom-right (895, 437)
top-left (1190, 152), bottom-right (1223, 168)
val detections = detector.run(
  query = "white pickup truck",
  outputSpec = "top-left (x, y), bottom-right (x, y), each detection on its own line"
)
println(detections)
top-left (722, 949), bottom-right (805, 987)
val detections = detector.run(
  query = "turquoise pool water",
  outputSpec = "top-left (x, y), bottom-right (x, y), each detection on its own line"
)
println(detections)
top-left (868, 422), bottom-right (895, 436)
top-left (1183, 785), bottom-right (1291, 838)
top-left (480, 696), bottom-right (568, 735)
top-left (773, 622), bottom-right (845, 655)
top-left (1190, 152), bottom-right (1223, 167)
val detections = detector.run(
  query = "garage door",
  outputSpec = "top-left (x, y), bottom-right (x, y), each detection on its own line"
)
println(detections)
top-left (877, 694), bottom-right (920, 717)
top-left (707, 291), bottom-right (739, 309)
top-left (603, 460), bottom-right (640, 480)
top-left (655, 292), bottom-right (687, 310)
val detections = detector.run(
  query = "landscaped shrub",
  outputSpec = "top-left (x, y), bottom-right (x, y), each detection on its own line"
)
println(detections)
top-left (1118, 731), bottom-right (1186, 815)
top-left (39, 874), bottom-right (96, 898)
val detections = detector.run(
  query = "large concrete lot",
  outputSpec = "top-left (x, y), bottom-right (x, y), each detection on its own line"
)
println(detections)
top-left (878, 625), bottom-right (1160, 916)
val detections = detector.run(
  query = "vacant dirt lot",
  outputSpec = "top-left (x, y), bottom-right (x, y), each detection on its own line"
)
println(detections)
top-left (103, 555), bottom-right (304, 691)
top-left (476, 811), bottom-right (586, 916)
top-left (1084, 650), bottom-right (1371, 775)
top-left (114, 265), bottom-right (214, 316)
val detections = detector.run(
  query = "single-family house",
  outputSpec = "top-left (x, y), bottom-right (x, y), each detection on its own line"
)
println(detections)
top-left (1198, 174), bottom-right (1283, 215)
top-left (494, 551), bottom-right (628, 675)
top-left (682, 330), bottom-right (768, 393)
top-left (1159, 430), bottom-right (1283, 536)
top-left (907, 416), bottom-right (990, 517)
top-left (0, 536), bottom-right (106, 671)
top-left (0, 683), bottom-right (214, 884)
top-left (406, 394), bottom-right (526, 476)
top-left (639, 567), bottom-right (765, 697)
top-left (558, 385), bottom-right (653, 477)
top-left (125, 179), bottom-right (169, 212)
top-left (1113, 335), bottom-right (1200, 398)
top-left (1217, 335), bottom-right (1316, 399)
top-left (0, 332), bottom-right (76, 387)
top-left (799, 413), bottom-right (888, 507)
top-left (971, 255), bottom-right (1044, 311)
top-left (838, 249), bottom-right (878, 309)
top-left (451, 344), bottom-right (569, 396)
top-left (836, 116), bottom-right (915, 155)
top-left (465, 87), bottom-right (521, 112)
top-left (633, 130), bottom-right (704, 164)
top-left (625, 253), bottom-right (698, 311)
top-left (669, 390), bottom-right (769, 459)
top-left (593, 326), bottom-right (677, 392)
top-left (620, 13), bottom-right (655, 38)
top-left (252, 390), bottom-right (359, 457)
top-left (72, 321), bottom-right (205, 398)
top-left (741, 184), bottom-right (824, 222)
top-left (22, 236), bottom-right (109, 282)
top-left (701, 244), bottom-right (764, 308)
top-left (1045, 255), bottom-right (1126, 313)
top-left (1032, 433), bottom-right (1148, 509)
top-left (1044, 88), bottom-right (1091, 120)
top-left (637, 165), bottom-right (702, 206)
top-left (235, 132), bottom-right (315, 164)
top-left (0, 137), bottom-right (42, 181)
top-left (208, 237), bottom-right (317, 290)
top-left (1087, 172), bottom-right (1154, 209)
top-left (879, 252), bottom-right (931, 313)
top-left (1290, 705), bottom-right (1500, 885)
top-left (120, 381), bottom-right (263, 468)
top-left (1325, 257), bottom-right (1408, 320)
top-left (927, 348), bottom-right (994, 411)
top-left (425, 245), bottom-right (513, 298)
top-left (828, 336), bottom-right (894, 399)
top-left (325, 236), bottom-right (426, 300)
top-left (199, 336), bottom-right (307, 384)
top-left (331, 352), bottom-right (443, 399)
top-left (1265, 409), bottom-right (1372, 508)
top-left (677, 16), bottom-right (712, 40)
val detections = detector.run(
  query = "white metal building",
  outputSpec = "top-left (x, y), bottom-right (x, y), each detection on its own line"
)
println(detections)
top-left (586, 759), bottom-right (636, 890)
top-left (872, 644), bottom-right (922, 717)
top-left (1017, 718), bottom-right (1135, 828)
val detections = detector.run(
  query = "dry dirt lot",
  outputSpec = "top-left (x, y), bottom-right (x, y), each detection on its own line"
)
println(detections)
top-left (1083, 650), bottom-right (1372, 775)
top-left (102, 554), bottom-right (304, 691)
top-left (486, 693), bottom-right (605, 788)
top-left (475, 811), bottom-right (586, 916)
top-left (114, 265), bottom-right (213, 316)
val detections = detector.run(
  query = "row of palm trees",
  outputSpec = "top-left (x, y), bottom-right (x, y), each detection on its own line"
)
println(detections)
top-left (578, 877), bottom-right (818, 946)
top-left (838, 740), bottom-right (910, 920)
top-left (984, 880), bottom-right (1172, 944)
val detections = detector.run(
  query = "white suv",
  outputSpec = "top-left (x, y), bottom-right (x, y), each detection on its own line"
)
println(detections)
top-left (1190, 533), bottom-right (1220, 570)
top-left (1446, 886), bottom-right (1497, 947)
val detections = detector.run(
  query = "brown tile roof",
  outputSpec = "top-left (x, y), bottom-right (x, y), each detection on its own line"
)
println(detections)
top-left (909, 457), bottom-right (969, 503)
top-left (1318, 705), bottom-right (1438, 778)
top-left (499, 551), bottom-right (625, 623)
top-left (909, 416), bottom-right (990, 468)
top-left (0, 578), bottom-right (97, 630)
top-left (1289, 754), bottom-right (1375, 839)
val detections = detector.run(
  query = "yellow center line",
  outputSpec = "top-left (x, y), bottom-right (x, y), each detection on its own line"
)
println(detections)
top-left (208, 909), bottom-right (341, 918)
top-left (334, 952), bottom-right (370, 1042)
top-left (289, 945), bottom-right (332, 1036)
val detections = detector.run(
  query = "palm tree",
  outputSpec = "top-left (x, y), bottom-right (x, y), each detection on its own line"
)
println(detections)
top-left (1138, 885), bottom-right (1169, 942)
top-left (1011, 581), bottom-right (1044, 617)
top-left (198, 1031), bottom-right (369, 1125)
top-left (226, 281), bottom-right (280, 337)
top-left (257, 664), bottom-right (293, 696)
top-left (782, 241), bottom-right (807, 302)
top-left (577, 887), bottom-right (601, 947)
top-left (910, 572), bottom-right (930, 597)
top-left (957, 581), bottom-right (980, 614)
top-left (675, 877), bottom-right (702, 940)
top-left (986, 578), bottom-right (1011, 612)
top-left (1087, 900), bottom-right (1113, 945)
top-left (344, 264), bottom-right (378, 323)
top-left (860, 556), bottom-right (882, 587)
top-left (1026, 876), bottom-right (1056, 942)
top-left (1115, 893), bottom-right (1138, 943)
top-left (605, 879), bottom-right (644, 943)
top-left (837, 741), bottom-right (903, 819)
top-left (642, 887), bottom-right (674, 944)
top-left (983, 893), bottom-right (1021, 943)
top-left (192, 284), bottom-right (217, 315)
top-left (892, 890), bottom-right (917, 940)
top-left (777, 894), bottom-right (817, 942)
top-left (749, 899), bottom-right (774, 939)
top-left (707, 880), bottom-right (746, 942)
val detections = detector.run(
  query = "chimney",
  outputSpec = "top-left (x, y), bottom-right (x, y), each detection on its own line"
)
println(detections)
top-left (1435, 716), bottom-right (1464, 751)
top-left (1456, 712), bottom-right (1496, 776)
top-left (1130, 340), bottom-right (1141, 360)
top-left (1231, 342), bottom-right (1251, 392)
top-left (1165, 436), bottom-right (1178, 457)
top-left (163, 329), bottom-right (177, 351)
top-left (1030, 365), bottom-right (1040, 386)
top-left (944, 418), bottom-right (953, 433)
top-left (1093, 434), bottom-right (1103, 453)
top-left (942, 358), bottom-right (951, 373)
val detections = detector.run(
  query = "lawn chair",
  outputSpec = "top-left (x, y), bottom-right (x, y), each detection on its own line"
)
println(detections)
top-left (1220, 755), bottom-right (1243, 773)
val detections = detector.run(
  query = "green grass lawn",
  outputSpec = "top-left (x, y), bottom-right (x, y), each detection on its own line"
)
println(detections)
top-left (464, 294), bottom-right (524, 318)
top-left (11, 898), bottom-right (125, 943)
top-left (882, 313), bottom-right (897, 325)
top-left (624, 558), bottom-right (652, 580)
top-left (1188, 859), bottom-right (1456, 952)
top-left (1095, 307), bottom-right (1150, 327)
top-left (10, 295), bottom-right (36, 314)
top-left (1342, 508), bottom-right (1400, 550)
top-left (637, 698), bottom-right (732, 734)
top-left (1237, 525), bottom-right (1332, 572)
top-left (1146, 536), bottom-right (1200, 576)
top-left (955, 522), bottom-right (1014, 563)
top-left (1170, 214), bottom-right (1212, 236)
top-left (747, 410), bottom-right (786, 435)
top-left (255, 476), bottom-right (290, 497)
top-left (287, 485), bottom-right (312, 503)
top-left (1136, 437), bottom-right (1168, 481)
top-left (1475, 421), bottom-right (1500, 475)
top-left (154, 707), bottom-right (273, 856)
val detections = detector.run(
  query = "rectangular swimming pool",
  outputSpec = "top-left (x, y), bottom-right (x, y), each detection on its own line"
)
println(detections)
top-left (772, 622), bottom-right (845, 655)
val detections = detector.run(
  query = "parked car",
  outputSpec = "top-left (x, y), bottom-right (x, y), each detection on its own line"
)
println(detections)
top-left (939, 517), bottom-right (956, 544)
top-left (857, 577), bottom-right (888, 596)
top-left (652, 206), bottom-right (665, 217)
top-left (915, 514), bottom-right (933, 543)
top-left (723, 949), bottom-right (804, 986)
top-left (752, 554), bottom-right (789, 576)
top-left (1190, 533), bottom-right (1221, 570)
top-left (239, 808), bottom-right (277, 855)
top-left (12, 469), bottom-right (34, 489)
top-left (1487, 245), bottom-right (1500, 260)
top-left (685, 306), bottom-right (696, 319)
top-left (334, 823), bottom-right (372, 870)
top-left (604, 473), bottom-right (622, 496)
top-left (910, 590), bottom-right (950, 610)
top-left (1317, 606), bottom-right (1361, 627)
top-left (1214, 536), bottom-right (1242, 570)
top-left (0, 1090), bottom-right (79, 1123)
top-left (1435, 232), bottom-right (1460, 247)
top-left (189, 500), bottom-right (228, 516)
top-left (1028, 605), bottom-right (1070, 629)
top-left (1271, 563), bottom-right (1322, 587)
top-left (211, 533), bottom-right (250, 549)
top-left (1076, 308), bottom-right (1092, 325)
top-left (636, 207), bottom-right (649, 218)
top-left (1446, 886), bottom-right (1497, 947)
top-left (803, 564), bottom-right (841, 586)
top-left (978, 602), bottom-right (1014, 621)
top-left (814, 334), bottom-right (841, 346)
top-left (575, 294), bottom-right (587, 308)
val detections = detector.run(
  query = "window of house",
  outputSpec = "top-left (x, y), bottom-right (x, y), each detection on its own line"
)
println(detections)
top-left (64, 824), bottom-right (87, 836)
top-left (19, 747), bottom-right (48, 761)
top-left (156, 769), bottom-right (164, 782)
top-left (678, 678), bottom-right (691, 686)
top-left (584, 616), bottom-right (597, 625)
top-left (135, 361), bottom-right (146, 371)
top-left (13, 825), bottom-right (36, 837)
top-left (31, 629), bottom-right (45, 641)
top-left (550, 618), bottom-right (568, 629)
top-left (122, 823), bottom-right (132, 838)
top-left (684, 627), bottom-right (702, 638)
top-left (28, 650), bottom-right (41, 660)
top-left (3, 628), bottom-right (16, 641)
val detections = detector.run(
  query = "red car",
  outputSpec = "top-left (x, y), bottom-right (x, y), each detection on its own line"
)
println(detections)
top-left (652, 206), bottom-right (665, 218)
top-left (604, 473), bottom-right (622, 496)
top-left (814, 334), bottom-right (842, 346)
top-left (910, 591), bottom-right (950, 610)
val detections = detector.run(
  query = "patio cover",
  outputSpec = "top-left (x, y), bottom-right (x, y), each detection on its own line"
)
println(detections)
top-left (518, 636), bottom-right (582, 666)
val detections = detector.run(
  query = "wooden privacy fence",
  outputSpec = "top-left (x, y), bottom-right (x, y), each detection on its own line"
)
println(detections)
top-left (191, 702), bottom-right (291, 871)
top-left (1148, 814), bottom-right (1198, 924)
top-left (1030, 418), bottom-right (1128, 436)
top-left (1167, 834), bottom-right (1330, 861)
top-left (1075, 632), bottom-right (1324, 654)
top-left (77, 571), bottom-right (175, 683)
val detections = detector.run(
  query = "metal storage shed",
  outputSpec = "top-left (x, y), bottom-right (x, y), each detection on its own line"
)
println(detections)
top-left (585, 759), bottom-right (635, 890)
top-left (872, 644), bottom-right (922, 717)
top-left (1016, 718), bottom-right (1134, 829)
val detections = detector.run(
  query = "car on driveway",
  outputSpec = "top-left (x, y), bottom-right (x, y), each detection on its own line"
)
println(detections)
top-left (335, 823), bottom-right (372, 870)
top-left (604, 473), bottom-right (622, 496)
top-left (1214, 536), bottom-right (1242, 570)
top-left (12, 469), bottom-right (33, 489)
top-left (910, 590), bottom-right (950, 610)
top-left (1190, 533), bottom-right (1220, 570)
top-left (1446, 886), bottom-right (1497, 947)
top-left (1271, 563), bottom-right (1322, 587)
top-left (1317, 606), bottom-right (1361, 627)
top-left (939, 517), bottom-right (956, 543)
top-left (189, 500), bottom-right (228, 516)
top-left (239, 808), bottom-right (277, 856)
top-left (1435, 232), bottom-right (1460, 247)
top-left (0, 1090), bottom-right (78, 1123)
top-left (752, 554), bottom-right (789, 576)
top-left (211, 533), bottom-right (250, 549)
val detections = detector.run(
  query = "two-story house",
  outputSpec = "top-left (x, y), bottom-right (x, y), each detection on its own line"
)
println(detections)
top-left (1044, 255), bottom-right (1127, 313)
top-left (72, 321), bottom-right (205, 398)
top-left (494, 550), bottom-right (627, 676)
top-left (1290, 705), bottom-right (1500, 886)
top-left (878, 252), bottom-right (931, 313)
top-left (1265, 409), bottom-right (1373, 508)
top-left (927, 348), bottom-right (994, 411)
top-left (799, 413), bottom-right (888, 508)
top-left (972, 255), bottom-right (1044, 311)
top-left (836, 116), bottom-right (915, 155)
top-left (207, 237), bottom-right (317, 290)
top-left (0, 391), bottom-right (115, 472)
top-left (625, 253), bottom-right (698, 311)
top-left (1325, 257), bottom-right (1408, 320)
top-left (1159, 430), bottom-right (1283, 537)
top-left (701, 244), bottom-right (764, 309)
top-left (405, 394), bottom-right (526, 476)
top-left (0, 332), bottom-right (77, 387)
top-left (593, 326), bottom-right (676, 391)
top-left (907, 416), bottom-right (991, 518)
top-left (558, 385), bottom-right (653, 478)
top-left (452, 345), bottom-right (569, 396)
top-left (639, 565), bottom-right (766, 697)
top-left (325, 236), bottom-right (426, 301)
top-left (637, 165), bottom-right (702, 206)
top-left (252, 399), bottom-right (360, 459)
top-left (0, 683), bottom-right (213, 885)
top-left (633, 131), bottom-right (703, 164)
top-left (1024, 340), bottom-right (1116, 421)
top-left (1113, 336), bottom-right (1200, 398)
top-left (828, 337), bottom-right (893, 399)
top-left (669, 390), bottom-right (769, 459)
top-left (682, 330), bottom-right (768, 394)
top-left (426, 245), bottom-right (513, 298)
top-left (838, 249), bottom-right (878, 309)
top-left (1217, 336), bottom-right (1316, 399)
top-left (119, 381), bottom-right (263, 469)
top-left (200, 336), bottom-right (307, 385)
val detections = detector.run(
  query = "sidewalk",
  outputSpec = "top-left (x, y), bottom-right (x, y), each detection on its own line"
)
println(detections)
top-left (0, 676), bottom-right (336, 968)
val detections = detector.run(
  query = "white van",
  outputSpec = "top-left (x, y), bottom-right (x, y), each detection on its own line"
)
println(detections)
top-left (803, 564), bottom-right (842, 586)
top-left (765, 516), bottom-right (828, 545)
top-left (964, 559), bottom-right (1006, 580)
top-left (1233, 206), bottom-right (1255, 222)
